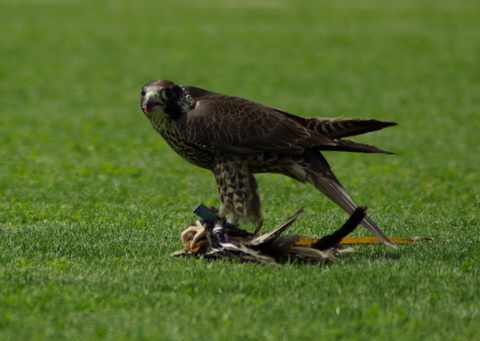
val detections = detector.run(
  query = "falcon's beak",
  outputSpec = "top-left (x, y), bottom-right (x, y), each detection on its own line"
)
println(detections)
top-left (142, 92), bottom-right (162, 113)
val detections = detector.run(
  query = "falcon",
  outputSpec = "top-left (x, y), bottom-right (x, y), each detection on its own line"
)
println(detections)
top-left (140, 80), bottom-right (397, 247)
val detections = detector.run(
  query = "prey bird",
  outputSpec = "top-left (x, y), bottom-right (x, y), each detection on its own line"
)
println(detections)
top-left (140, 80), bottom-right (397, 247)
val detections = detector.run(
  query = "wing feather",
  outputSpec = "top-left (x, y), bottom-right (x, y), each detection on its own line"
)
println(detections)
top-left (177, 96), bottom-right (334, 156)
top-left (177, 87), bottom-right (395, 156)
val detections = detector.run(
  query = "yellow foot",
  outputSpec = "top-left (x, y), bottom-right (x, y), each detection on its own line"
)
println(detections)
top-left (181, 220), bottom-right (206, 252)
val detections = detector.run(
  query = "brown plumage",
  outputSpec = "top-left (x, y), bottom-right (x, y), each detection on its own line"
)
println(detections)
top-left (140, 80), bottom-right (397, 247)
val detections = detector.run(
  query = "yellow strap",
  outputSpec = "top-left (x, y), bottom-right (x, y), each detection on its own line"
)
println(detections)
top-left (294, 238), bottom-right (321, 245)
top-left (295, 236), bottom-right (431, 246)
top-left (340, 237), bottom-right (416, 244)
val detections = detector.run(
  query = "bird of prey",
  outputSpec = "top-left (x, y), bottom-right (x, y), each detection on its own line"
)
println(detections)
top-left (140, 80), bottom-right (397, 247)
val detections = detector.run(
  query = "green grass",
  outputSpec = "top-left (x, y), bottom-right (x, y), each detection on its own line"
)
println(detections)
top-left (1, 0), bottom-right (479, 340)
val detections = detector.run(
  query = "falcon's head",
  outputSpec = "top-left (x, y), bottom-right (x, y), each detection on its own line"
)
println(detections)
top-left (140, 80), bottom-right (193, 120)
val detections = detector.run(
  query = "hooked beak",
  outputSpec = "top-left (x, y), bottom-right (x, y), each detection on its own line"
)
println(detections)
top-left (141, 92), bottom-right (162, 113)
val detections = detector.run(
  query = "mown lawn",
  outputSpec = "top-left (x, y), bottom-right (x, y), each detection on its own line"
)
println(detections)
top-left (0, 0), bottom-right (478, 340)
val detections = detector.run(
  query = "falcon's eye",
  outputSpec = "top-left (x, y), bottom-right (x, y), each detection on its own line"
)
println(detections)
top-left (160, 88), bottom-right (174, 101)
top-left (140, 90), bottom-right (146, 97)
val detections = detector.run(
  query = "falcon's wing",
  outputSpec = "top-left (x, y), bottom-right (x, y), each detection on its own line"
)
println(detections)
top-left (176, 94), bottom-right (334, 156)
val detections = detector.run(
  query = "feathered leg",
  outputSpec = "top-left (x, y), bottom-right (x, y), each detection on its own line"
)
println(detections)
top-left (214, 155), bottom-right (263, 229)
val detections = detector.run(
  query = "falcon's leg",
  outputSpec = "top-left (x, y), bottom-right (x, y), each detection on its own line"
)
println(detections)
top-left (214, 155), bottom-right (263, 232)
top-left (245, 173), bottom-right (263, 234)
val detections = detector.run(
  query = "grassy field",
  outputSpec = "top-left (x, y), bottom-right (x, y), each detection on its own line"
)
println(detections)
top-left (1, 0), bottom-right (479, 340)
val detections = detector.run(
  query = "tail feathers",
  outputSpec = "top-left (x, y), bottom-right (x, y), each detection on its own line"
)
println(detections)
top-left (316, 139), bottom-right (395, 154)
top-left (304, 156), bottom-right (395, 248)
top-left (304, 118), bottom-right (397, 139)
top-left (313, 206), bottom-right (367, 250)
